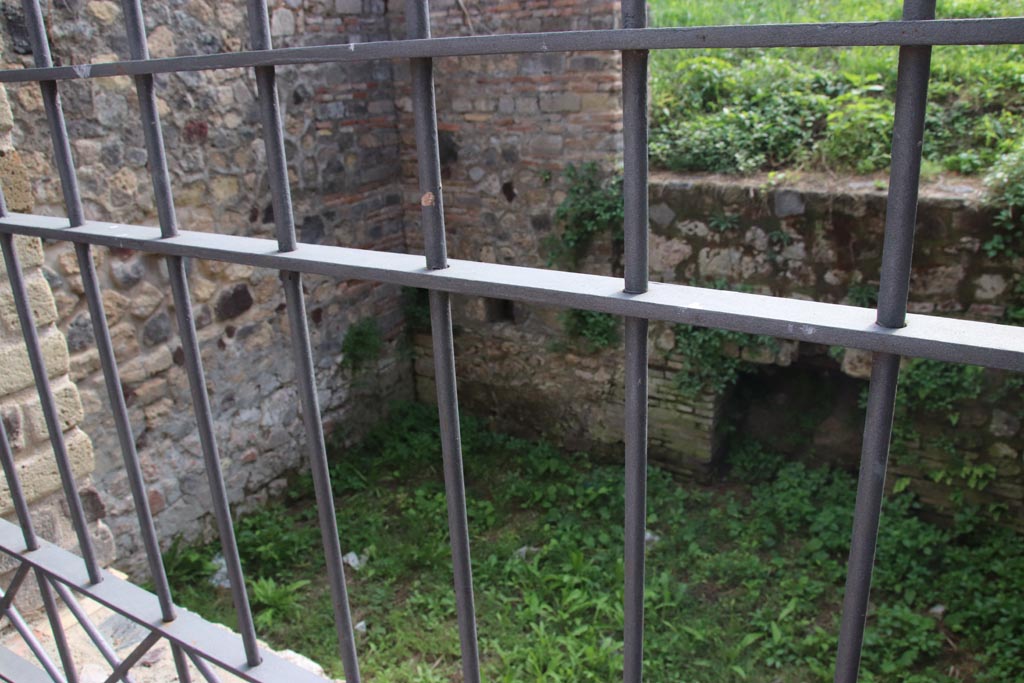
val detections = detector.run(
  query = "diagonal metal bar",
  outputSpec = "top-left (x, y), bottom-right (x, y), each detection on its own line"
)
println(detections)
top-left (621, 0), bottom-right (650, 681)
top-left (0, 584), bottom-right (66, 683)
top-left (101, 632), bottom-right (161, 683)
top-left (0, 231), bottom-right (100, 585)
top-left (35, 569), bottom-right (79, 683)
top-left (0, 405), bottom-right (38, 551)
top-left (14, 0), bottom-right (101, 588)
top-left (96, 10), bottom-right (191, 679)
top-left (0, 564), bottom-right (31, 614)
top-left (834, 2), bottom-right (936, 683)
top-left (0, 213), bottom-right (1021, 371)
top-left (0, 522), bottom-right (326, 683)
top-left (114, 0), bottom-right (261, 667)
top-left (0, 18), bottom-right (1021, 85)
top-left (245, 2), bottom-right (361, 680)
top-left (51, 580), bottom-right (133, 683)
top-left (186, 651), bottom-right (223, 683)
top-left (405, 2), bottom-right (481, 681)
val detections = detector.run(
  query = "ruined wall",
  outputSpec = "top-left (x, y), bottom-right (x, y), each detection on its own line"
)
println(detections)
top-left (2, 0), bottom-right (412, 569)
top-left (417, 172), bottom-right (1023, 522)
top-left (396, 0), bottom-right (633, 453)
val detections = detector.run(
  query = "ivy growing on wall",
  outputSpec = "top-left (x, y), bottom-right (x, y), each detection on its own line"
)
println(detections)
top-left (560, 309), bottom-right (620, 353)
top-left (341, 318), bottom-right (382, 372)
top-left (670, 324), bottom-right (778, 398)
top-left (544, 162), bottom-right (623, 269)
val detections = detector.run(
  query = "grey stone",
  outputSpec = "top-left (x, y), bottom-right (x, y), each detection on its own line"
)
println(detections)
top-left (990, 409), bottom-right (1020, 438)
top-left (774, 190), bottom-right (805, 217)
top-left (649, 203), bottom-right (676, 229)
top-left (214, 284), bottom-right (254, 320)
top-left (271, 8), bottom-right (295, 36)
top-left (67, 313), bottom-right (96, 352)
top-left (142, 312), bottom-right (172, 347)
top-left (110, 258), bottom-right (144, 289)
top-left (336, 0), bottom-right (362, 13)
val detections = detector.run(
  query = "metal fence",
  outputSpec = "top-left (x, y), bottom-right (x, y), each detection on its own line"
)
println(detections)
top-left (0, 0), bottom-right (1021, 681)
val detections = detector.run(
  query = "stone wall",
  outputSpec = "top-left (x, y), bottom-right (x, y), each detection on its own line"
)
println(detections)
top-left (0, 78), bottom-right (114, 597)
top-left (396, 0), bottom-right (623, 267)
top-left (1, 0), bottom-right (413, 571)
top-left (416, 172), bottom-right (1023, 523)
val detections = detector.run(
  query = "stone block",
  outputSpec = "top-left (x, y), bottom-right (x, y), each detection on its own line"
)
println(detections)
top-left (23, 380), bottom-right (84, 443)
top-left (129, 282), bottom-right (163, 319)
top-left (0, 330), bottom-right (69, 395)
top-left (0, 428), bottom-right (94, 514)
top-left (336, 0), bottom-right (362, 13)
top-left (0, 272), bottom-right (58, 330)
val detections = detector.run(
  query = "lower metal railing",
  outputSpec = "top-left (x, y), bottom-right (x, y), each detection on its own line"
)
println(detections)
top-left (0, 0), bottom-right (1022, 681)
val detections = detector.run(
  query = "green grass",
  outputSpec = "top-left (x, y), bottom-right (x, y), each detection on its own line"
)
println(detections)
top-left (649, 0), bottom-right (1024, 176)
top-left (165, 403), bottom-right (1024, 682)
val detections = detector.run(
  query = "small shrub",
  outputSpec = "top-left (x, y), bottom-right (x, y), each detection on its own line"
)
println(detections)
top-left (250, 577), bottom-right (310, 630)
top-left (236, 505), bottom-right (319, 578)
top-left (401, 287), bottom-right (431, 333)
top-left (898, 358), bottom-right (984, 426)
top-left (846, 281), bottom-right (879, 308)
top-left (816, 93), bottom-right (893, 173)
top-left (545, 163), bottom-right (623, 269)
top-left (670, 323), bottom-right (777, 397)
top-left (560, 309), bottom-right (619, 353)
top-left (341, 318), bottom-right (382, 372)
top-left (983, 138), bottom-right (1024, 258)
top-left (162, 535), bottom-right (215, 588)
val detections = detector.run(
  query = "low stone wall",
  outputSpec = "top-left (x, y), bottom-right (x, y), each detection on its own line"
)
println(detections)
top-left (416, 172), bottom-right (1023, 524)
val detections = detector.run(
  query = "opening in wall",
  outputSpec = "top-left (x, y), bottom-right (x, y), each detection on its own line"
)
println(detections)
top-left (484, 297), bottom-right (515, 323)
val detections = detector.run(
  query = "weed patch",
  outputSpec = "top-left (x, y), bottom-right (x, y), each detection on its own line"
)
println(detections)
top-left (166, 403), bottom-right (1023, 682)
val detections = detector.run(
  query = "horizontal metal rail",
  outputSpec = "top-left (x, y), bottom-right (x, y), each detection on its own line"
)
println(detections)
top-left (0, 212), bottom-right (1020, 371)
top-left (0, 18), bottom-right (1021, 84)
top-left (0, 519), bottom-right (328, 683)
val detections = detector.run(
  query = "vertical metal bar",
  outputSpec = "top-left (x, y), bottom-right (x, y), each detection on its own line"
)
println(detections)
top-left (875, 2), bottom-right (937, 330)
top-left (245, 2), bottom-right (361, 681)
top-left (51, 581), bottom-right (133, 683)
top-left (0, 232), bottom-right (100, 584)
top-left (405, 3), bottom-right (480, 681)
top-left (34, 569), bottom-right (79, 683)
top-left (834, 3), bottom-right (935, 683)
top-left (118, 0), bottom-right (261, 667)
top-left (621, 2), bottom-right (650, 682)
top-left (0, 587), bottom-right (67, 683)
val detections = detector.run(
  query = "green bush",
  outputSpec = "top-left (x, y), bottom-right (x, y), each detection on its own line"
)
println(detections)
top-left (670, 322), bottom-right (777, 397)
top-left (817, 94), bottom-right (894, 173)
top-left (340, 317), bottom-right (382, 372)
top-left (983, 138), bottom-right (1024, 257)
top-left (649, 1), bottom-right (1024, 178)
top-left (545, 163), bottom-right (623, 269)
top-left (560, 309), bottom-right (619, 353)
